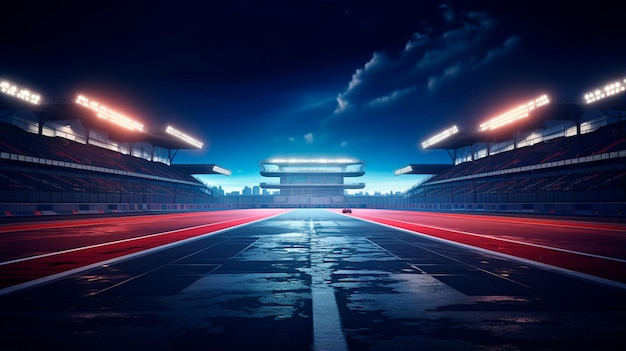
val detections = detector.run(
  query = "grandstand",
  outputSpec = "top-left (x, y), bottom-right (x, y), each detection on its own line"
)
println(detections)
top-left (2, 74), bottom-right (625, 216)
top-left (398, 77), bottom-right (626, 216)
top-left (0, 78), bottom-right (230, 216)
top-left (258, 158), bottom-right (365, 207)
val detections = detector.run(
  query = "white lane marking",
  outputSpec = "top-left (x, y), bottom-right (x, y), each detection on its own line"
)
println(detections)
top-left (86, 238), bottom-right (234, 296)
top-left (309, 219), bottom-right (348, 351)
top-left (347, 214), bottom-right (626, 291)
top-left (391, 237), bottom-right (536, 290)
top-left (0, 211), bottom-right (290, 297)
top-left (416, 212), bottom-right (626, 232)
top-left (349, 213), bottom-right (626, 263)
top-left (0, 212), bottom-right (285, 266)
top-left (0, 212), bottom-right (223, 234)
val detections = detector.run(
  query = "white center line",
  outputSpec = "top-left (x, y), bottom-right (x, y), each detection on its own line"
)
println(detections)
top-left (309, 219), bottom-right (348, 351)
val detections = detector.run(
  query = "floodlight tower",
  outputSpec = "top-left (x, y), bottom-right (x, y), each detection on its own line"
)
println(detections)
top-left (0, 79), bottom-right (42, 105)
top-left (478, 94), bottom-right (550, 150)
top-left (0, 78), bottom-right (49, 134)
top-left (75, 95), bottom-right (144, 131)
top-left (166, 125), bottom-right (203, 148)
top-left (583, 78), bottom-right (626, 104)
top-left (75, 94), bottom-right (146, 146)
top-left (165, 125), bottom-right (204, 163)
top-left (421, 125), bottom-right (460, 163)
top-left (582, 77), bottom-right (626, 126)
top-left (479, 95), bottom-right (550, 131)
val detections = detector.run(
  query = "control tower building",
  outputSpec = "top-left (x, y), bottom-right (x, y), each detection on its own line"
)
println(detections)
top-left (259, 158), bottom-right (365, 205)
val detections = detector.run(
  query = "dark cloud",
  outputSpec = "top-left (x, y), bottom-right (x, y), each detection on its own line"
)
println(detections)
top-left (437, 3), bottom-right (456, 24)
top-left (334, 6), bottom-right (516, 116)
top-left (2, 1), bottom-right (624, 193)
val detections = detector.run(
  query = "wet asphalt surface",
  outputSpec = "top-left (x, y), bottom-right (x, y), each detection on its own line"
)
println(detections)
top-left (0, 209), bottom-right (624, 350)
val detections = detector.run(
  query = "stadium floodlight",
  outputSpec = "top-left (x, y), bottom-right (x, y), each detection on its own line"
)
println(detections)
top-left (75, 95), bottom-right (144, 131)
top-left (583, 78), bottom-right (626, 104)
top-left (394, 165), bottom-right (413, 176)
top-left (267, 158), bottom-right (359, 164)
top-left (421, 125), bottom-right (459, 149)
top-left (166, 125), bottom-right (203, 148)
top-left (211, 165), bottom-right (232, 176)
top-left (479, 95), bottom-right (550, 131)
top-left (0, 79), bottom-right (42, 104)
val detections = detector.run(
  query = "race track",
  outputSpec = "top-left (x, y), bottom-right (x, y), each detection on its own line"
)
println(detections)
top-left (0, 209), bottom-right (624, 350)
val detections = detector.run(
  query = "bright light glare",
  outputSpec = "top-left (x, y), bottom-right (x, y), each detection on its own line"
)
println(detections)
top-left (479, 95), bottom-right (550, 131)
top-left (211, 165), bottom-right (232, 176)
top-left (0, 79), bottom-right (41, 104)
top-left (266, 158), bottom-right (361, 164)
top-left (421, 125), bottom-right (458, 148)
top-left (166, 125), bottom-right (203, 148)
top-left (394, 165), bottom-right (413, 176)
top-left (76, 95), bottom-right (144, 131)
top-left (584, 78), bottom-right (626, 104)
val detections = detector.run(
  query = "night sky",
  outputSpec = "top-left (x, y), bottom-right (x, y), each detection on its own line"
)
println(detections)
top-left (1, 1), bottom-right (624, 193)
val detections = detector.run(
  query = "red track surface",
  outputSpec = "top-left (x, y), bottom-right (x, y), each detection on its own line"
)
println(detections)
top-left (339, 209), bottom-right (626, 284)
top-left (0, 209), bottom-right (289, 291)
top-left (1, 209), bottom-right (625, 293)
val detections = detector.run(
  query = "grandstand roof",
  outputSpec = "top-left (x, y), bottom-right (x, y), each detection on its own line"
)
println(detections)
top-left (394, 164), bottom-right (454, 176)
top-left (404, 93), bottom-right (626, 177)
top-left (0, 98), bottom-right (201, 150)
top-left (585, 92), bottom-right (626, 111)
top-left (260, 158), bottom-right (364, 166)
top-left (260, 170), bottom-right (365, 177)
top-left (171, 164), bottom-right (232, 176)
top-left (415, 119), bottom-right (626, 188)
top-left (0, 94), bottom-right (49, 115)
top-left (424, 101), bottom-right (615, 150)
top-left (259, 158), bottom-right (365, 177)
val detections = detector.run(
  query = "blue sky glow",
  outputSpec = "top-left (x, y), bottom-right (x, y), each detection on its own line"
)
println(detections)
top-left (1, 1), bottom-right (623, 194)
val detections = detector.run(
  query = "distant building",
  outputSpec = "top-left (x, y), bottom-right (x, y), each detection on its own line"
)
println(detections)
top-left (252, 185), bottom-right (260, 195)
top-left (208, 185), bottom-right (225, 196)
top-left (242, 186), bottom-right (252, 195)
top-left (259, 158), bottom-right (365, 206)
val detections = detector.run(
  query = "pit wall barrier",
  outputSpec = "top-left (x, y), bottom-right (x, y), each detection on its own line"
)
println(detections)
top-left (0, 202), bottom-right (228, 217)
top-left (2, 200), bottom-right (623, 218)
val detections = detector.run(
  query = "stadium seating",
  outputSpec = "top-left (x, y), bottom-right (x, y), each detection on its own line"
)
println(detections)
top-left (0, 122), bottom-right (215, 214)
top-left (406, 121), bottom-right (626, 215)
top-left (428, 121), bottom-right (626, 182)
top-left (0, 123), bottom-right (198, 183)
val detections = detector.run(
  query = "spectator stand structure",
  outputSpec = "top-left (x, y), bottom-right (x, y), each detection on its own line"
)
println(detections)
top-left (0, 78), bottom-right (230, 216)
top-left (397, 77), bottom-right (626, 216)
top-left (258, 158), bottom-right (365, 207)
